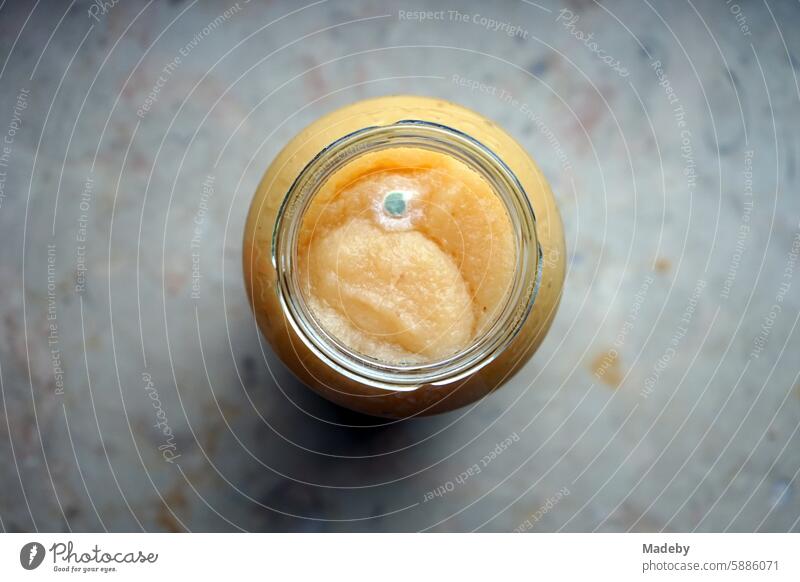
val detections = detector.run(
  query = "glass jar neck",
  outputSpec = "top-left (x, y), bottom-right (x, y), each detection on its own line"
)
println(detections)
top-left (272, 120), bottom-right (542, 390)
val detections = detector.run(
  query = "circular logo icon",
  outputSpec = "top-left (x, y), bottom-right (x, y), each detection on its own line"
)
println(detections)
top-left (20, 542), bottom-right (45, 570)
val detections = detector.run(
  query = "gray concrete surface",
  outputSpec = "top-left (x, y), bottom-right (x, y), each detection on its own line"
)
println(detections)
top-left (0, 0), bottom-right (798, 532)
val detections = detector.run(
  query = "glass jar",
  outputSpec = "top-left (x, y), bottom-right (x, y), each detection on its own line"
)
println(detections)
top-left (243, 96), bottom-right (565, 418)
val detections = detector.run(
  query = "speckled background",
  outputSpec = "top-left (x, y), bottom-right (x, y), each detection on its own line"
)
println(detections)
top-left (0, 0), bottom-right (798, 532)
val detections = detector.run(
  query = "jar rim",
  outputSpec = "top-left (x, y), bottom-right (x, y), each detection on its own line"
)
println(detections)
top-left (272, 120), bottom-right (542, 390)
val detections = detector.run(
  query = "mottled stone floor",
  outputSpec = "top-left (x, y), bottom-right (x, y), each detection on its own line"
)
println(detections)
top-left (0, 0), bottom-right (798, 532)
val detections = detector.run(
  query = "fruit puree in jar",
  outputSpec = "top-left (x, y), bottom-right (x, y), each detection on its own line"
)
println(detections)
top-left (297, 147), bottom-right (515, 364)
top-left (243, 95), bottom-right (565, 417)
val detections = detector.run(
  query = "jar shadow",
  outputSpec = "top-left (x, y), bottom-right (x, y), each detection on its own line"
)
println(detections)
top-left (242, 362), bottom-right (454, 531)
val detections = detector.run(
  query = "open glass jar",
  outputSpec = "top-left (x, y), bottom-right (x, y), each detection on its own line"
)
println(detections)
top-left (243, 96), bottom-right (565, 418)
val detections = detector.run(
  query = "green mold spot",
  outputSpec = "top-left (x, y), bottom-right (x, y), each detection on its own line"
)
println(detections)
top-left (383, 191), bottom-right (407, 217)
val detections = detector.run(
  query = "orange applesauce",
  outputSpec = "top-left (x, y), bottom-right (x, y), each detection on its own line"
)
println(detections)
top-left (298, 148), bottom-right (515, 365)
top-left (244, 95), bottom-right (565, 417)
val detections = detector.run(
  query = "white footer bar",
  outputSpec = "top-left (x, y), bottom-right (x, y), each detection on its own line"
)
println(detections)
top-left (1, 533), bottom-right (797, 580)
